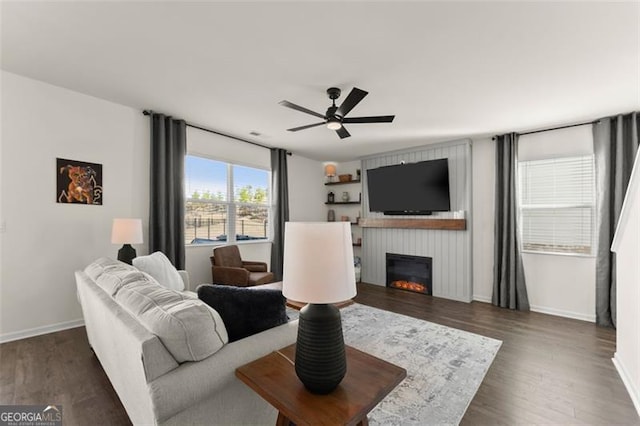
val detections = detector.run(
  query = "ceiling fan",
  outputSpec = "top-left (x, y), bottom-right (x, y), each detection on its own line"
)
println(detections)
top-left (279, 87), bottom-right (395, 139)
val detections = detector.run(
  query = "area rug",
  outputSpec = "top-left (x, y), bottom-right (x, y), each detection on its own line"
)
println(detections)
top-left (289, 303), bottom-right (501, 425)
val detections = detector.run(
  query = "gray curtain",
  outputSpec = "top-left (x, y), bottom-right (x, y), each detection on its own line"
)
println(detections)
top-left (593, 112), bottom-right (639, 327)
top-left (270, 148), bottom-right (289, 281)
top-left (149, 113), bottom-right (187, 269)
top-left (493, 133), bottom-right (530, 310)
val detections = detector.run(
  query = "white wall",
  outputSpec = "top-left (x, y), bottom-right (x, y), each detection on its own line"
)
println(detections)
top-left (287, 155), bottom-right (325, 222)
top-left (0, 71), bottom-right (149, 342)
top-left (612, 149), bottom-right (640, 416)
top-left (185, 126), bottom-right (324, 288)
top-left (472, 126), bottom-right (597, 322)
top-left (471, 137), bottom-right (495, 302)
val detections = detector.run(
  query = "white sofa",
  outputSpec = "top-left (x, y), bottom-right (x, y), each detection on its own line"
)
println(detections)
top-left (75, 257), bottom-right (297, 425)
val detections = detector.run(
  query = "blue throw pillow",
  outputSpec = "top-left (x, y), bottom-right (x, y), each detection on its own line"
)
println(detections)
top-left (197, 284), bottom-right (288, 342)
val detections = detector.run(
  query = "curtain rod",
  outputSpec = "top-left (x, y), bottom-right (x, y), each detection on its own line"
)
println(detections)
top-left (492, 119), bottom-right (599, 141)
top-left (142, 110), bottom-right (291, 156)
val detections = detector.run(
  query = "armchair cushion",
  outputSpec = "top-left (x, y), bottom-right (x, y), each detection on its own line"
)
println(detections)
top-left (213, 245), bottom-right (243, 268)
top-left (196, 284), bottom-right (288, 342)
top-left (211, 265), bottom-right (250, 286)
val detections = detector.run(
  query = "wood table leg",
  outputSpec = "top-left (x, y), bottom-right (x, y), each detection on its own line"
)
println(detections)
top-left (276, 412), bottom-right (291, 426)
top-left (356, 415), bottom-right (369, 426)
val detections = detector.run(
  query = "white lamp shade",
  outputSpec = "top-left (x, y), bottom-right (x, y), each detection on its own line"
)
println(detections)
top-left (111, 218), bottom-right (143, 244)
top-left (282, 222), bottom-right (356, 303)
top-left (324, 163), bottom-right (337, 177)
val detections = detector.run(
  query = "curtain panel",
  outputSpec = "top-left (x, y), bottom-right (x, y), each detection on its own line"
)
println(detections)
top-left (270, 148), bottom-right (289, 281)
top-left (593, 111), bottom-right (639, 327)
top-left (493, 133), bottom-right (530, 311)
top-left (149, 113), bottom-right (187, 270)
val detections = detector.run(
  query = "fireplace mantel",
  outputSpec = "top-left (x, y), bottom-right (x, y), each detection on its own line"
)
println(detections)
top-left (359, 218), bottom-right (466, 230)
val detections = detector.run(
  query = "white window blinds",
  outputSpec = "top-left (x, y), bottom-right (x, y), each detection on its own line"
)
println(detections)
top-left (518, 156), bottom-right (595, 255)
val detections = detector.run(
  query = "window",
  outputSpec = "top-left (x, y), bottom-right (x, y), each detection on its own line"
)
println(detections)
top-left (518, 155), bottom-right (595, 255)
top-left (184, 155), bottom-right (270, 245)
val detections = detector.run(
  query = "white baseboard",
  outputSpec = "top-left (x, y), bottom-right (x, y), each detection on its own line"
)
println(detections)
top-left (613, 353), bottom-right (640, 417)
top-left (529, 304), bottom-right (595, 323)
top-left (0, 319), bottom-right (85, 344)
top-left (471, 297), bottom-right (595, 322)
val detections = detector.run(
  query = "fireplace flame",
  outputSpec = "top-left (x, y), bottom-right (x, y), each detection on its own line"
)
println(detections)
top-left (390, 280), bottom-right (427, 293)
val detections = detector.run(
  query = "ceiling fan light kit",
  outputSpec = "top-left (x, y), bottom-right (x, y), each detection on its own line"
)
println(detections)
top-left (280, 87), bottom-right (395, 139)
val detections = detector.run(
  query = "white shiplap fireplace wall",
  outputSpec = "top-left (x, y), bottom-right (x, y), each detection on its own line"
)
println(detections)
top-left (360, 139), bottom-right (473, 302)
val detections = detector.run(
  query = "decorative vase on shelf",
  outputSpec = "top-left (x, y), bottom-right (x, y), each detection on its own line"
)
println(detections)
top-left (328, 209), bottom-right (336, 222)
top-left (342, 192), bottom-right (350, 202)
top-left (328, 192), bottom-right (335, 203)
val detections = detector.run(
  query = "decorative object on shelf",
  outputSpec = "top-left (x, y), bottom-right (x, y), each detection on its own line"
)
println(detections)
top-left (111, 218), bottom-right (143, 264)
top-left (356, 169), bottom-right (361, 180)
top-left (338, 174), bottom-right (352, 182)
top-left (454, 210), bottom-right (465, 219)
top-left (282, 222), bottom-right (357, 394)
top-left (57, 158), bottom-right (103, 205)
top-left (328, 209), bottom-right (336, 222)
top-left (324, 163), bottom-right (337, 183)
top-left (356, 237), bottom-right (362, 245)
top-left (342, 191), bottom-right (350, 202)
top-left (341, 216), bottom-right (350, 222)
top-left (327, 192), bottom-right (335, 203)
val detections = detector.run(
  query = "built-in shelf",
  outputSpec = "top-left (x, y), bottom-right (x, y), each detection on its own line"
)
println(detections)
top-left (325, 201), bottom-right (361, 205)
top-left (325, 179), bottom-right (361, 186)
top-left (352, 243), bottom-right (362, 247)
top-left (359, 218), bottom-right (466, 230)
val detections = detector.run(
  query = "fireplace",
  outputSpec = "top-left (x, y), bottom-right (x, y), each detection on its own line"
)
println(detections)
top-left (386, 253), bottom-right (432, 295)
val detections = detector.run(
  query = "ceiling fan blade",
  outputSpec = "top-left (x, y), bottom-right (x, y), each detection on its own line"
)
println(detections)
top-left (287, 122), bottom-right (325, 132)
top-left (279, 100), bottom-right (325, 119)
top-left (336, 126), bottom-right (351, 139)
top-left (343, 115), bottom-right (395, 124)
top-left (336, 87), bottom-right (368, 118)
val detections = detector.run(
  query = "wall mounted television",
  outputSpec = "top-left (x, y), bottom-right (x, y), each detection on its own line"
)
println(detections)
top-left (366, 158), bottom-right (450, 215)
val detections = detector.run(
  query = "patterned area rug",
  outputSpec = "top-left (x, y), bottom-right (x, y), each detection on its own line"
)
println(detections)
top-left (290, 303), bottom-right (501, 425)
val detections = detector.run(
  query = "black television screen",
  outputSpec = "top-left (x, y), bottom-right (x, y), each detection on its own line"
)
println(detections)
top-left (366, 158), bottom-right (450, 214)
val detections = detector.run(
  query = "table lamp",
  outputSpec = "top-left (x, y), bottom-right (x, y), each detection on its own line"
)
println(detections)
top-left (111, 218), bottom-right (143, 264)
top-left (282, 222), bottom-right (356, 394)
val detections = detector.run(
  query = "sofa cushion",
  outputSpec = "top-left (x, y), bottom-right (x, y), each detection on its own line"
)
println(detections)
top-left (133, 251), bottom-right (184, 291)
top-left (84, 257), bottom-right (136, 281)
top-left (115, 281), bottom-right (228, 363)
top-left (197, 284), bottom-right (288, 342)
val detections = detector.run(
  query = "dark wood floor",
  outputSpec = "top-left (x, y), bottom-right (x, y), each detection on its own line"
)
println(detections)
top-left (1, 282), bottom-right (638, 425)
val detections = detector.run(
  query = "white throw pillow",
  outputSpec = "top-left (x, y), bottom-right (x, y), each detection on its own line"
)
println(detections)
top-left (133, 251), bottom-right (185, 291)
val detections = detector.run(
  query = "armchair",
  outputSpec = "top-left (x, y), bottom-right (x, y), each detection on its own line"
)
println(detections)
top-left (211, 245), bottom-right (275, 287)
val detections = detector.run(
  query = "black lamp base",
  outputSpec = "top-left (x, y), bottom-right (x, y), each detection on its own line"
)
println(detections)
top-left (295, 303), bottom-right (346, 394)
top-left (117, 244), bottom-right (137, 265)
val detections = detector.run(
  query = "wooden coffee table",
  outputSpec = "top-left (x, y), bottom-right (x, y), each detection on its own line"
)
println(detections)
top-left (285, 298), bottom-right (354, 311)
top-left (236, 343), bottom-right (406, 426)
top-left (258, 281), bottom-right (355, 311)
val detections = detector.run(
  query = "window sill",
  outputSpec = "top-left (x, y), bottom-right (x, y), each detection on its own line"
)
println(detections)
top-left (186, 239), bottom-right (272, 248)
top-left (521, 250), bottom-right (595, 259)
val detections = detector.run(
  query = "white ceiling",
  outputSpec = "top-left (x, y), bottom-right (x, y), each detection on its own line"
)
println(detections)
top-left (2, 1), bottom-right (639, 161)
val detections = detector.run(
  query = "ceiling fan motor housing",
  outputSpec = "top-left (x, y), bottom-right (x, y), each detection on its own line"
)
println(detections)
top-left (327, 87), bottom-right (342, 101)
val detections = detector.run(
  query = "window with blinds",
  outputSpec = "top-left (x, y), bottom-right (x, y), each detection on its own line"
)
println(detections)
top-left (518, 155), bottom-right (595, 255)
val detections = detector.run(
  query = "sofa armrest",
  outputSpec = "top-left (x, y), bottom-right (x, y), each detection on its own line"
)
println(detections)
top-left (177, 270), bottom-right (190, 291)
top-left (148, 320), bottom-right (298, 423)
top-left (212, 266), bottom-right (250, 286)
top-left (241, 261), bottom-right (268, 272)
